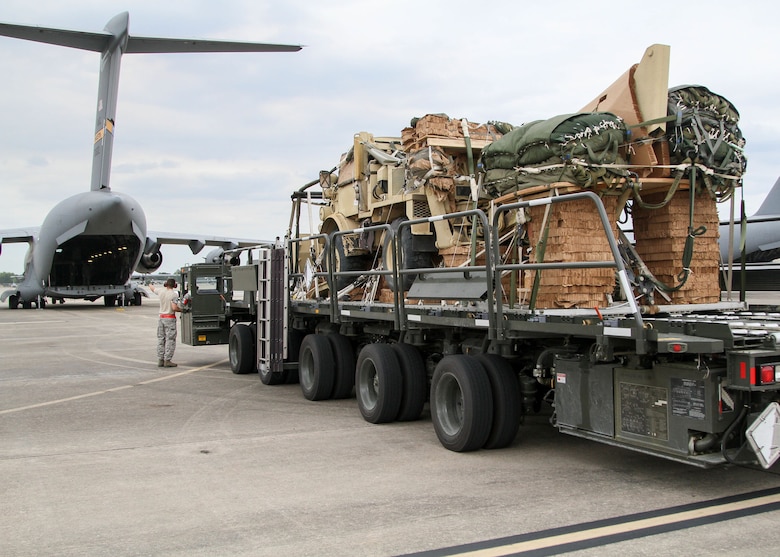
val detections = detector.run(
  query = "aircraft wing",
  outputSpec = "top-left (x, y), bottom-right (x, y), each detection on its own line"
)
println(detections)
top-left (0, 227), bottom-right (38, 244)
top-left (145, 230), bottom-right (275, 255)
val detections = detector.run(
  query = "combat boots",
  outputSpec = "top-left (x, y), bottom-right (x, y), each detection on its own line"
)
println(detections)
top-left (164, 360), bottom-right (178, 367)
top-left (158, 359), bottom-right (164, 367)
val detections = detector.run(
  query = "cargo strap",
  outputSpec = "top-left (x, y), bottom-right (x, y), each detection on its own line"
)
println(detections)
top-left (634, 168), bottom-right (705, 294)
top-left (529, 188), bottom-right (557, 310)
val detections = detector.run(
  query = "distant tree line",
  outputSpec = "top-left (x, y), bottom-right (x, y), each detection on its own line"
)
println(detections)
top-left (0, 272), bottom-right (19, 285)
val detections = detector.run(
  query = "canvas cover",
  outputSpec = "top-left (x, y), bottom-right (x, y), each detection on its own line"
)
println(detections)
top-left (480, 112), bottom-right (628, 196)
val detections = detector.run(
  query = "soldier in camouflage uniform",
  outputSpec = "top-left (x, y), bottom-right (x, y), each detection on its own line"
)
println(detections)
top-left (150, 278), bottom-right (182, 367)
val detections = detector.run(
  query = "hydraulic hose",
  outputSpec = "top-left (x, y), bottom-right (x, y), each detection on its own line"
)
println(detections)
top-left (721, 405), bottom-right (749, 465)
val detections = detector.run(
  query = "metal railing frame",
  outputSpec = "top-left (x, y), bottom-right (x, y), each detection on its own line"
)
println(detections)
top-left (289, 191), bottom-right (646, 352)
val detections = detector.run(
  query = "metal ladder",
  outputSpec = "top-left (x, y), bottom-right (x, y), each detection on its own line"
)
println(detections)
top-left (257, 247), bottom-right (287, 374)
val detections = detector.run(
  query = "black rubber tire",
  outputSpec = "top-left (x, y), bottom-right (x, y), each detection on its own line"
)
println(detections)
top-left (475, 354), bottom-right (522, 449)
top-left (383, 217), bottom-right (433, 292)
top-left (103, 295), bottom-right (116, 307)
top-left (331, 235), bottom-right (370, 292)
top-left (133, 291), bottom-right (142, 306)
top-left (229, 324), bottom-right (256, 375)
top-left (8, 295), bottom-right (19, 309)
top-left (298, 334), bottom-right (336, 401)
top-left (430, 355), bottom-right (493, 452)
top-left (328, 333), bottom-right (356, 399)
top-left (392, 343), bottom-right (427, 421)
top-left (355, 344), bottom-right (403, 424)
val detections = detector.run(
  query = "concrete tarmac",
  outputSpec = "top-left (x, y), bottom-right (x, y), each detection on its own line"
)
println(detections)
top-left (2, 299), bottom-right (780, 556)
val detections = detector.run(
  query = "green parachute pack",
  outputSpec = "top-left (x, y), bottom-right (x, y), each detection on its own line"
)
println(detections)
top-left (480, 112), bottom-right (628, 197)
top-left (665, 85), bottom-right (746, 196)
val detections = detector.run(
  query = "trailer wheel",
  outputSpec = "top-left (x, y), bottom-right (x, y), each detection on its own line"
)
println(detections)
top-left (356, 344), bottom-right (402, 423)
top-left (328, 333), bottom-right (356, 399)
top-left (475, 354), bottom-right (522, 449)
top-left (430, 355), bottom-right (493, 452)
top-left (229, 324), bottom-right (256, 375)
top-left (392, 343), bottom-right (427, 421)
top-left (299, 334), bottom-right (335, 401)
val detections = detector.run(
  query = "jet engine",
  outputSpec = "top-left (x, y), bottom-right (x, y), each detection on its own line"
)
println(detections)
top-left (136, 251), bottom-right (163, 273)
top-left (203, 247), bottom-right (240, 266)
top-left (203, 247), bottom-right (225, 264)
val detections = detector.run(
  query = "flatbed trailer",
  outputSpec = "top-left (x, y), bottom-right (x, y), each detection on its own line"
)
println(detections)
top-left (181, 191), bottom-right (780, 469)
top-left (180, 44), bottom-right (779, 468)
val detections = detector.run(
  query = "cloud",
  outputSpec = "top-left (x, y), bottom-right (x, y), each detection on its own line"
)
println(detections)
top-left (1, 0), bottom-right (779, 276)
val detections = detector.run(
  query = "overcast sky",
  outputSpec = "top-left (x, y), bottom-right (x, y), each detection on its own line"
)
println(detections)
top-left (0, 0), bottom-right (777, 274)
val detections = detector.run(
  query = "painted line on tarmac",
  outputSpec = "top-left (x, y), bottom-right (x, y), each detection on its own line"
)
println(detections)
top-left (403, 487), bottom-right (780, 557)
top-left (0, 359), bottom-right (228, 415)
top-left (0, 320), bottom-right (67, 326)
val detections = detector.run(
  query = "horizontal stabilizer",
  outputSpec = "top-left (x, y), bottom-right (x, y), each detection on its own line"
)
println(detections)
top-left (126, 36), bottom-right (301, 54)
top-left (0, 22), bottom-right (111, 52)
top-left (0, 16), bottom-right (301, 54)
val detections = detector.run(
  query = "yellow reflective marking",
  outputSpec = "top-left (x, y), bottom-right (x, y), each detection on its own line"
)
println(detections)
top-left (93, 120), bottom-right (114, 144)
top-left (455, 492), bottom-right (780, 556)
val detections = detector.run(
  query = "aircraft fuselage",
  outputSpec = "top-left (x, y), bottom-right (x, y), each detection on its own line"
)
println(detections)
top-left (719, 216), bottom-right (780, 263)
top-left (6, 189), bottom-right (147, 306)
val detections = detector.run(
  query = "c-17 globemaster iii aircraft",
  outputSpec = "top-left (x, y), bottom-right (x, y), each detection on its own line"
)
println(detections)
top-left (0, 12), bottom-right (300, 308)
top-left (720, 176), bottom-right (780, 264)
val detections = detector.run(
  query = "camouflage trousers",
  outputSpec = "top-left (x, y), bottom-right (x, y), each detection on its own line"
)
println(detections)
top-left (157, 318), bottom-right (177, 361)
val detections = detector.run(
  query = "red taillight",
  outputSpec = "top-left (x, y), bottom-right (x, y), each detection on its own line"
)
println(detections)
top-left (665, 342), bottom-right (688, 353)
top-left (760, 365), bottom-right (776, 384)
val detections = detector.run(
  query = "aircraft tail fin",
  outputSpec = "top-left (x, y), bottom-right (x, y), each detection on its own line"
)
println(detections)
top-left (754, 176), bottom-right (780, 216)
top-left (0, 12), bottom-right (300, 194)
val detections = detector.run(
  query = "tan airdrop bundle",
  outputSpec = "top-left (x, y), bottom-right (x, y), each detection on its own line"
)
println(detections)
top-left (311, 44), bottom-right (745, 310)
